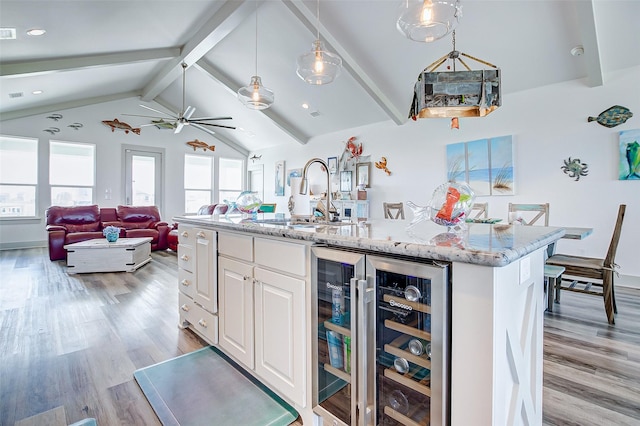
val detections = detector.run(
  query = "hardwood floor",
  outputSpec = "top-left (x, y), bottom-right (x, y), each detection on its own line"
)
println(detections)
top-left (1, 248), bottom-right (638, 425)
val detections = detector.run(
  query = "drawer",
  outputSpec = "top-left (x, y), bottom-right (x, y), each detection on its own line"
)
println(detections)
top-left (178, 268), bottom-right (195, 298)
top-left (177, 244), bottom-right (194, 272)
top-left (218, 232), bottom-right (253, 262)
top-left (190, 304), bottom-right (218, 344)
top-left (255, 237), bottom-right (307, 276)
top-left (178, 292), bottom-right (218, 345)
top-left (178, 225), bottom-right (196, 245)
top-left (179, 291), bottom-right (196, 325)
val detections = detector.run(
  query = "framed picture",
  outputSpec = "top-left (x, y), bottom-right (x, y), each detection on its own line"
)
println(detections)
top-left (327, 156), bottom-right (338, 174)
top-left (356, 162), bottom-right (371, 188)
top-left (340, 171), bottom-right (352, 192)
top-left (275, 160), bottom-right (285, 196)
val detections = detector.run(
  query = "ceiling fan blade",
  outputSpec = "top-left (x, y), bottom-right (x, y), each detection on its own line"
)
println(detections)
top-left (139, 104), bottom-right (177, 118)
top-left (189, 116), bottom-right (233, 121)
top-left (122, 113), bottom-right (176, 120)
top-left (184, 106), bottom-right (196, 120)
top-left (191, 123), bottom-right (215, 136)
top-left (191, 121), bottom-right (237, 130)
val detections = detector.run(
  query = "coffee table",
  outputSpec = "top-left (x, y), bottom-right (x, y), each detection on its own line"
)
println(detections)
top-left (64, 237), bottom-right (153, 274)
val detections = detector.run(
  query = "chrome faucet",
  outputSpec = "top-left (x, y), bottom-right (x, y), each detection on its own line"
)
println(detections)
top-left (299, 157), bottom-right (337, 222)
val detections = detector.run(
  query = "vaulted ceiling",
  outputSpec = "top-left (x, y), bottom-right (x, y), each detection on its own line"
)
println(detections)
top-left (1, 0), bottom-right (638, 153)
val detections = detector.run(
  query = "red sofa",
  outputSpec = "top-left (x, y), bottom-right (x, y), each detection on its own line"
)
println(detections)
top-left (46, 204), bottom-right (170, 261)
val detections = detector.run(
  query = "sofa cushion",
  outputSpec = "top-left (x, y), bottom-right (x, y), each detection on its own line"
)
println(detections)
top-left (119, 220), bottom-right (155, 230)
top-left (65, 231), bottom-right (105, 245)
top-left (125, 228), bottom-right (158, 242)
top-left (117, 205), bottom-right (161, 222)
top-left (46, 205), bottom-right (101, 232)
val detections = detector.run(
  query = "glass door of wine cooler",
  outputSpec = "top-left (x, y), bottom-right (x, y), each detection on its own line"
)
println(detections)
top-left (311, 247), bottom-right (368, 426)
top-left (367, 255), bottom-right (449, 426)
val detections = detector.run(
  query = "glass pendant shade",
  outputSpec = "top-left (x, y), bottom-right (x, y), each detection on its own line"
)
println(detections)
top-left (296, 40), bottom-right (342, 85)
top-left (396, 0), bottom-right (462, 42)
top-left (237, 76), bottom-right (274, 110)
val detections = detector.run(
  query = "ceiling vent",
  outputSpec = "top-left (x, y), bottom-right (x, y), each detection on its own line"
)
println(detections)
top-left (0, 28), bottom-right (17, 40)
top-left (9, 92), bottom-right (24, 99)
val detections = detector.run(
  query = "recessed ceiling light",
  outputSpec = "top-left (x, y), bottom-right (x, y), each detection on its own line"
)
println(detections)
top-left (27, 28), bottom-right (46, 36)
top-left (301, 103), bottom-right (309, 109)
top-left (570, 45), bottom-right (584, 57)
top-left (32, 90), bottom-right (43, 95)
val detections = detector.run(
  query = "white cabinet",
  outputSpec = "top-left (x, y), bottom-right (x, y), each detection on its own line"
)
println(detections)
top-left (218, 256), bottom-right (255, 368)
top-left (217, 230), bottom-right (308, 407)
top-left (177, 224), bottom-right (218, 344)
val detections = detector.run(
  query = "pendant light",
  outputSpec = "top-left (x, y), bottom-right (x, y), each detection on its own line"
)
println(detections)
top-left (396, 0), bottom-right (462, 43)
top-left (238, 1), bottom-right (274, 110)
top-left (296, 0), bottom-right (342, 85)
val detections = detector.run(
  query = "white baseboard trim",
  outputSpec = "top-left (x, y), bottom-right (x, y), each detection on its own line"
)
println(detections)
top-left (0, 240), bottom-right (46, 251)
top-left (619, 274), bottom-right (640, 290)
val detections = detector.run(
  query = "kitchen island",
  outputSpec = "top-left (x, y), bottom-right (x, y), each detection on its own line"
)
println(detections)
top-left (174, 214), bottom-right (564, 426)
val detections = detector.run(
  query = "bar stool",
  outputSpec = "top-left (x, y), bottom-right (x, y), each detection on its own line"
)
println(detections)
top-left (544, 264), bottom-right (565, 312)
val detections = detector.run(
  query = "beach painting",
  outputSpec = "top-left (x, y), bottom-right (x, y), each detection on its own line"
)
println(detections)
top-left (619, 129), bottom-right (640, 180)
top-left (447, 135), bottom-right (514, 195)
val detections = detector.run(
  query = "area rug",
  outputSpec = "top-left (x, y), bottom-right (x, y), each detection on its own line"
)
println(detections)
top-left (134, 346), bottom-right (298, 426)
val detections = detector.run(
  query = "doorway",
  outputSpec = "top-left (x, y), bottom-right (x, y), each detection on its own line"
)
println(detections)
top-left (123, 146), bottom-right (164, 211)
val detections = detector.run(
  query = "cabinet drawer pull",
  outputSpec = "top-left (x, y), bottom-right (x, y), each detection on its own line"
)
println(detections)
top-left (196, 231), bottom-right (206, 239)
top-left (243, 275), bottom-right (251, 281)
top-left (198, 319), bottom-right (207, 328)
top-left (180, 304), bottom-right (189, 312)
top-left (181, 231), bottom-right (189, 237)
top-left (181, 255), bottom-right (189, 261)
top-left (181, 279), bottom-right (190, 287)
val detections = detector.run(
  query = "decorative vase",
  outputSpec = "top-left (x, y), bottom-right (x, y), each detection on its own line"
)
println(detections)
top-left (106, 232), bottom-right (118, 242)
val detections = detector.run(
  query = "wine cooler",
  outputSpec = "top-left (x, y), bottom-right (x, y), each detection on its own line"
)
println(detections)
top-left (311, 246), bottom-right (450, 426)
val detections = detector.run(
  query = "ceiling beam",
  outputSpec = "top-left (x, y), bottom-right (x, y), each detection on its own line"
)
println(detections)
top-left (194, 60), bottom-right (309, 145)
top-left (0, 91), bottom-right (140, 121)
top-left (0, 49), bottom-right (179, 78)
top-left (575, 0), bottom-right (603, 87)
top-left (140, 0), bottom-right (254, 102)
top-left (281, 0), bottom-right (405, 125)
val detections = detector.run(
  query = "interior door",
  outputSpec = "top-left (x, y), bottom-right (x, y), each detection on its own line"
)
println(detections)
top-left (124, 147), bottom-right (163, 209)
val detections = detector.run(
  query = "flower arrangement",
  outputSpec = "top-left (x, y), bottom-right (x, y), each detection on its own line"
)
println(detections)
top-left (103, 225), bottom-right (121, 236)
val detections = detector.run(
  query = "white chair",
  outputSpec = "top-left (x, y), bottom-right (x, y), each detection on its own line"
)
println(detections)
top-left (508, 203), bottom-right (549, 226)
top-left (469, 202), bottom-right (488, 219)
top-left (383, 202), bottom-right (404, 219)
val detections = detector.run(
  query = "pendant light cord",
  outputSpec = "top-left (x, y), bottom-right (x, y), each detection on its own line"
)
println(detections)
top-left (254, 0), bottom-right (258, 76)
top-left (316, 0), bottom-right (320, 40)
top-left (181, 62), bottom-right (186, 115)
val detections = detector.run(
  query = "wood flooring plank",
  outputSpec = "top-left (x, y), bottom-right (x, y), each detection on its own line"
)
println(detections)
top-left (14, 405), bottom-right (67, 426)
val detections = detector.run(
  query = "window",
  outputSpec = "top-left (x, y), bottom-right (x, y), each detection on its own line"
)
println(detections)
top-left (218, 158), bottom-right (244, 203)
top-left (0, 135), bottom-right (38, 217)
top-left (50, 141), bottom-right (95, 206)
top-left (184, 154), bottom-right (213, 214)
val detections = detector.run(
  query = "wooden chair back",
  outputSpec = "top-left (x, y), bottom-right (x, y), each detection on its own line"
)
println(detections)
top-left (470, 202), bottom-right (488, 219)
top-left (604, 204), bottom-right (626, 267)
top-left (508, 203), bottom-right (549, 226)
top-left (383, 202), bottom-right (405, 219)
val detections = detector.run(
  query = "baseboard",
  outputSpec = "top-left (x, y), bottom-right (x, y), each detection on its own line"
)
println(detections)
top-left (0, 240), bottom-right (46, 251)
top-left (618, 274), bottom-right (640, 290)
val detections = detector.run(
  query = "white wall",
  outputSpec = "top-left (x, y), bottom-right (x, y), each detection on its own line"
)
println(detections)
top-left (253, 66), bottom-right (640, 277)
top-left (0, 97), bottom-right (245, 249)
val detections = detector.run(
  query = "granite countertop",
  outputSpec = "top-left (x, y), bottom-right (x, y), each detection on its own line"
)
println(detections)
top-left (173, 214), bottom-right (565, 267)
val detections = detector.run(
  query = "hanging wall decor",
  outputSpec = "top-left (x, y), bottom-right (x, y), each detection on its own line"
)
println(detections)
top-left (186, 139), bottom-right (215, 152)
top-left (446, 135), bottom-right (513, 195)
top-left (561, 157), bottom-right (588, 181)
top-left (375, 157), bottom-right (392, 176)
top-left (588, 105), bottom-right (633, 128)
top-left (275, 160), bottom-right (286, 196)
top-left (43, 127), bottom-right (60, 135)
top-left (102, 118), bottom-right (141, 135)
top-left (619, 129), bottom-right (640, 180)
top-left (46, 113), bottom-right (63, 121)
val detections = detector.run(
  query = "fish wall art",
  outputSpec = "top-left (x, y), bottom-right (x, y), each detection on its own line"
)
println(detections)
top-left (588, 105), bottom-right (633, 128)
top-left (619, 129), bottom-right (640, 180)
top-left (102, 118), bottom-right (141, 135)
top-left (186, 139), bottom-right (215, 152)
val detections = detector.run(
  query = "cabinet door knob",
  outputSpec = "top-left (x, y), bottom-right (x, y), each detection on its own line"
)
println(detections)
top-left (181, 279), bottom-right (190, 287)
top-left (180, 304), bottom-right (189, 312)
top-left (198, 319), bottom-right (207, 328)
top-left (181, 255), bottom-right (189, 261)
top-left (181, 231), bottom-right (189, 237)
top-left (243, 275), bottom-right (251, 281)
top-left (196, 231), bottom-right (206, 239)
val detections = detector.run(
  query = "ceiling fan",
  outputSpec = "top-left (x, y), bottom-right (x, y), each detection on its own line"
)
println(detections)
top-left (124, 62), bottom-right (236, 135)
